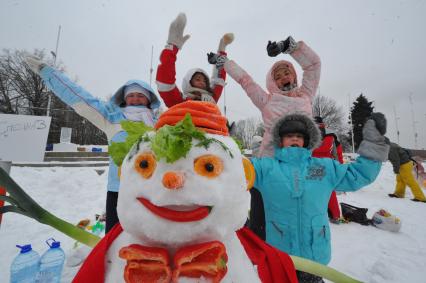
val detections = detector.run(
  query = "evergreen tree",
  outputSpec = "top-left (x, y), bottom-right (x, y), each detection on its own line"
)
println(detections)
top-left (349, 94), bottom-right (374, 150)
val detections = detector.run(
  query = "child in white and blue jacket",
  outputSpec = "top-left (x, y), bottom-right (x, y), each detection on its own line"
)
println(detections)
top-left (25, 56), bottom-right (161, 232)
top-left (250, 112), bottom-right (389, 282)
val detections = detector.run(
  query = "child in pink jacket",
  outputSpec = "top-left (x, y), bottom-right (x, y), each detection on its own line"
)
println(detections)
top-left (209, 36), bottom-right (321, 157)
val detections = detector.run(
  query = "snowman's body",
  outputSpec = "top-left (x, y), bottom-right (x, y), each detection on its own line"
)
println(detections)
top-left (107, 128), bottom-right (260, 282)
top-left (105, 232), bottom-right (261, 283)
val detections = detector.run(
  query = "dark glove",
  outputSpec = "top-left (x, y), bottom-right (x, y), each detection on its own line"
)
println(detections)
top-left (207, 52), bottom-right (228, 69)
top-left (266, 36), bottom-right (298, 57)
top-left (369, 112), bottom-right (387, 135)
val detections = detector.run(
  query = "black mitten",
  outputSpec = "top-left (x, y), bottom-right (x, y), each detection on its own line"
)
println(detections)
top-left (266, 41), bottom-right (284, 57)
top-left (266, 36), bottom-right (298, 57)
top-left (207, 52), bottom-right (218, 64)
top-left (207, 52), bottom-right (228, 69)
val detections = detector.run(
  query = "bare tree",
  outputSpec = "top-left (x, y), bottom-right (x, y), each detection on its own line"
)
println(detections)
top-left (0, 64), bottom-right (16, 113)
top-left (0, 49), bottom-right (57, 115)
top-left (233, 117), bottom-right (263, 149)
top-left (313, 94), bottom-right (347, 135)
top-left (0, 49), bottom-right (107, 145)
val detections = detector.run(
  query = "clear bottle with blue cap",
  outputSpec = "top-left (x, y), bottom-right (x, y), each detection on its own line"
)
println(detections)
top-left (37, 238), bottom-right (65, 283)
top-left (10, 244), bottom-right (40, 283)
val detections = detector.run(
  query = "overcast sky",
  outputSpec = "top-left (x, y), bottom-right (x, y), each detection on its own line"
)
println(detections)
top-left (1, 0), bottom-right (425, 149)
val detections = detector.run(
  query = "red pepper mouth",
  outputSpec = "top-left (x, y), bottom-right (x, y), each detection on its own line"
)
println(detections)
top-left (138, 198), bottom-right (212, 222)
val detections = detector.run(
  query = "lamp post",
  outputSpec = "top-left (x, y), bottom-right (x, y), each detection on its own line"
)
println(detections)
top-left (393, 106), bottom-right (400, 144)
top-left (408, 93), bottom-right (418, 149)
top-left (348, 93), bottom-right (355, 153)
top-left (46, 25), bottom-right (61, 116)
top-left (223, 86), bottom-right (227, 117)
top-left (149, 45), bottom-right (154, 87)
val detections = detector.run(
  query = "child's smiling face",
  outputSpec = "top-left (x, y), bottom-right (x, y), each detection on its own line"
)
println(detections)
top-left (273, 67), bottom-right (296, 91)
top-left (125, 93), bottom-right (149, 106)
top-left (280, 133), bottom-right (305, 148)
top-left (190, 72), bottom-right (208, 90)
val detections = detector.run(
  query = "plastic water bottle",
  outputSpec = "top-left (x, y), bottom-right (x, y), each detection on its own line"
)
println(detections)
top-left (37, 238), bottom-right (65, 283)
top-left (10, 244), bottom-right (40, 283)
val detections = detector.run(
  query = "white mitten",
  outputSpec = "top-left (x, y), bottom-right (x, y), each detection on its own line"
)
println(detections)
top-left (24, 55), bottom-right (45, 74)
top-left (201, 93), bottom-right (215, 103)
top-left (167, 13), bottom-right (190, 49)
top-left (218, 33), bottom-right (234, 52)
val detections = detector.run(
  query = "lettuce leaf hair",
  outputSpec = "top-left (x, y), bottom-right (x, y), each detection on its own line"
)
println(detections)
top-left (109, 121), bottom-right (153, 166)
top-left (109, 114), bottom-right (233, 166)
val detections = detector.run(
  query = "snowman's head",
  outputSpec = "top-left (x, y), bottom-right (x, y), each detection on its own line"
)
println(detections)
top-left (113, 102), bottom-right (253, 247)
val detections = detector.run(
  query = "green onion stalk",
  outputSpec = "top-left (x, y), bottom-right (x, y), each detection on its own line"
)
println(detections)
top-left (0, 167), bottom-right (362, 282)
top-left (0, 167), bottom-right (100, 247)
top-left (291, 255), bottom-right (363, 283)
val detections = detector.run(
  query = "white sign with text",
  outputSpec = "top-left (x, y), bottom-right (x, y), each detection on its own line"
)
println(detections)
top-left (0, 114), bottom-right (51, 162)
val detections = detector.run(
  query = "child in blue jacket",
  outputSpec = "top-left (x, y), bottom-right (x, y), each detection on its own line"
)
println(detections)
top-left (251, 112), bottom-right (389, 282)
top-left (25, 56), bottom-right (161, 233)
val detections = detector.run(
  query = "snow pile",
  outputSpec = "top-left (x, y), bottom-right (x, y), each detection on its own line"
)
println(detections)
top-left (0, 167), bottom-right (107, 281)
top-left (0, 162), bottom-right (425, 282)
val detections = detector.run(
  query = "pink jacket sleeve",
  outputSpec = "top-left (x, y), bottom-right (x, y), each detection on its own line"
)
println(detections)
top-left (291, 41), bottom-right (321, 101)
top-left (224, 60), bottom-right (270, 111)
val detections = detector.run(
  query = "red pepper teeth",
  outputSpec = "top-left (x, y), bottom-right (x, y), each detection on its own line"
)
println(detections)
top-left (137, 197), bottom-right (212, 222)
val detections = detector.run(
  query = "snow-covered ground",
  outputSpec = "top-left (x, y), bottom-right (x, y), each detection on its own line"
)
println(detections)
top-left (0, 162), bottom-right (425, 282)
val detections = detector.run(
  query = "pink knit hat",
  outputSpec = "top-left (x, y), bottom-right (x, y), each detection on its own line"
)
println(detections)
top-left (272, 61), bottom-right (297, 82)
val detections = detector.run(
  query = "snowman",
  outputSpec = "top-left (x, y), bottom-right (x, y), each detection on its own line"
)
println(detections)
top-left (73, 101), bottom-right (297, 283)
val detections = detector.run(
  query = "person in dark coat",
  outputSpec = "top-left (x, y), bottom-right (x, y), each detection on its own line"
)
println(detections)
top-left (388, 142), bottom-right (426, 202)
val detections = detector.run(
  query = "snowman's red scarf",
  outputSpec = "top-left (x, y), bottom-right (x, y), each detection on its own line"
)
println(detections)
top-left (72, 224), bottom-right (297, 283)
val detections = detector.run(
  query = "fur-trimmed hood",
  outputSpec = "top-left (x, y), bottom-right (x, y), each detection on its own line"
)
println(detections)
top-left (271, 113), bottom-right (321, 150)
top-left (112, 80), bottom-right (160, 109)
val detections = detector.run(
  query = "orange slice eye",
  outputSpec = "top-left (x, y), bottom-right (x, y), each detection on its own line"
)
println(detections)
top-left (134, 153), bottom-right (157, 179)
top-left (194, 155), bottom-right (223, 179)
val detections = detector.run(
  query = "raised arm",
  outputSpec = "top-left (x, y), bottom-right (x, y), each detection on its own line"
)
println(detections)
top-left (333, 113), bottom-right (389, 191)
top-left (267, 36), bottom-right (321, 101)
top-left (208, 52), bottom-right (270, 110)
top-left (155, 13), bottom-right (190, 108)
top-left (25, 56), bottom-right (121, 139)
top-left (291, 41), bottom-right (321, 100)
top-left (225, 60), bottom-right (270, 110)
top-left (209, 33), bottom-right (234, 102)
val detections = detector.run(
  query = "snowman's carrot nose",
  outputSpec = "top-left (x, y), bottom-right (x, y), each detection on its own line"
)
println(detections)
top-left (162, 171), bottom-right (185, 190)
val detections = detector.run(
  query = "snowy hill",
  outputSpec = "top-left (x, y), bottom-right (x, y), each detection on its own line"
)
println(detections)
top-left (0, 162), bottom-right (425, 282)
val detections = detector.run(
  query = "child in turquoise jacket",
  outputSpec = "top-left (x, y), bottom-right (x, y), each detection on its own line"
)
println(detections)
top-left (251, 112), bottom-right (389, 282)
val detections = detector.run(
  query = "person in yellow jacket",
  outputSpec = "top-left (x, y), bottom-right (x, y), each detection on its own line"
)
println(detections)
top-left (388, 142), bottom-right (426, 202)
